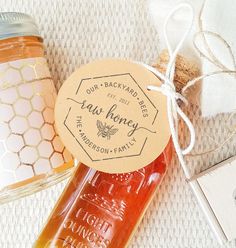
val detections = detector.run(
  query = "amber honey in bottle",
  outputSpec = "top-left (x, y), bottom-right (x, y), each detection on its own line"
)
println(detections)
top-left (35, 52), bottom-right (199, 248)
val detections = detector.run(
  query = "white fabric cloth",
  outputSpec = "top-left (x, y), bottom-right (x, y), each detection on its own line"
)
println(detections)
top-left (151, 0), bottom-right (236, 117)
top-left (0, 1), bottom-right (235, 248)
top-left (199, 0), bottom-right (236, 117)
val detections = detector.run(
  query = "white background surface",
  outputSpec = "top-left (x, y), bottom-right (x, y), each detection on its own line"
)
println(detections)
top-left (0, 0), bottom-right (236, 248)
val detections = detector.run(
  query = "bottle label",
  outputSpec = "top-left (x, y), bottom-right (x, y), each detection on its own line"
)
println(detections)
top-left (0, 57), bottom-right (72, 188)
top-left (55, 59), bottom-right (170, 173)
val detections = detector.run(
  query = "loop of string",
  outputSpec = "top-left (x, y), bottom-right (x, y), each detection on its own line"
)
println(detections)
top-left (183, 0), bottom-right (236, 93)
top-left (197, 0), bottom-right (236, 72)
top-left (139, 3), bottom-right (195, 179)
top-left (182, 0), bottom-right (236, 157)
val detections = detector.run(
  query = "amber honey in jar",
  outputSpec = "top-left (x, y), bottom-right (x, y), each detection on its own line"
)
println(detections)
top-left (0, 12), bottom-right (73, 204)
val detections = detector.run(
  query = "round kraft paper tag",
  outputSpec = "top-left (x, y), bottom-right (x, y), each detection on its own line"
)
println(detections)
top-left (55, 59), bottom-right (171, 173)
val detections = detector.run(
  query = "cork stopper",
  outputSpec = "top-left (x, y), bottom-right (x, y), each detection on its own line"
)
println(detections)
top-left (153, 50), bottom-right (200, 93)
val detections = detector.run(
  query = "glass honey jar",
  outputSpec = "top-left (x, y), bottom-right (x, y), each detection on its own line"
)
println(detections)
top-left (0, 12), bottom-right (73, 204)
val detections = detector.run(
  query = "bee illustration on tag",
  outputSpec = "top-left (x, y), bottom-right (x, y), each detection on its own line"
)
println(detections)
top-left (96, 120), bottom-right (118, 140)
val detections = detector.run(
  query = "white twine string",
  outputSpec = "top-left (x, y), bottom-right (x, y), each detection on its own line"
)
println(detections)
top-left (183, 0), bottom-right (236, 93)
top-left (182, 0), bottom-right (236, 157)
top-left (140, 3), bottom-right (195, 179)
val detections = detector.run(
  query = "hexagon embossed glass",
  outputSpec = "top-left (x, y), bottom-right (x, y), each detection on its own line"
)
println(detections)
top-left (0, 13), bottom-right (73, 203)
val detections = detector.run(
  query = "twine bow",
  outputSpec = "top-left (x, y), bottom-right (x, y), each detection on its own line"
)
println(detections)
top-left (140, 3), bottom-right (195, 179)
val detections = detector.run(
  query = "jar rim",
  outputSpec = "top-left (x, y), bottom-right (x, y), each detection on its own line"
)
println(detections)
top-left (0, 12), bottom-right (41, 40)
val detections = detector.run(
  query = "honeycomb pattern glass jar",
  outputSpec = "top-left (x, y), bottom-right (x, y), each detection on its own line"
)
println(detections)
top-left (0, 12), bottom-right (74, 203)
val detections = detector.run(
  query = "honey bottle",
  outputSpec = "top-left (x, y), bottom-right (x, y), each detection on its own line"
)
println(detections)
top-left (34, 51), bottom-right (199, 248)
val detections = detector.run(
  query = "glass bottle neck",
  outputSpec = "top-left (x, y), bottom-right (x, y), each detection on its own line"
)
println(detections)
top-left (0, 36), bottom-right (44, 64)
